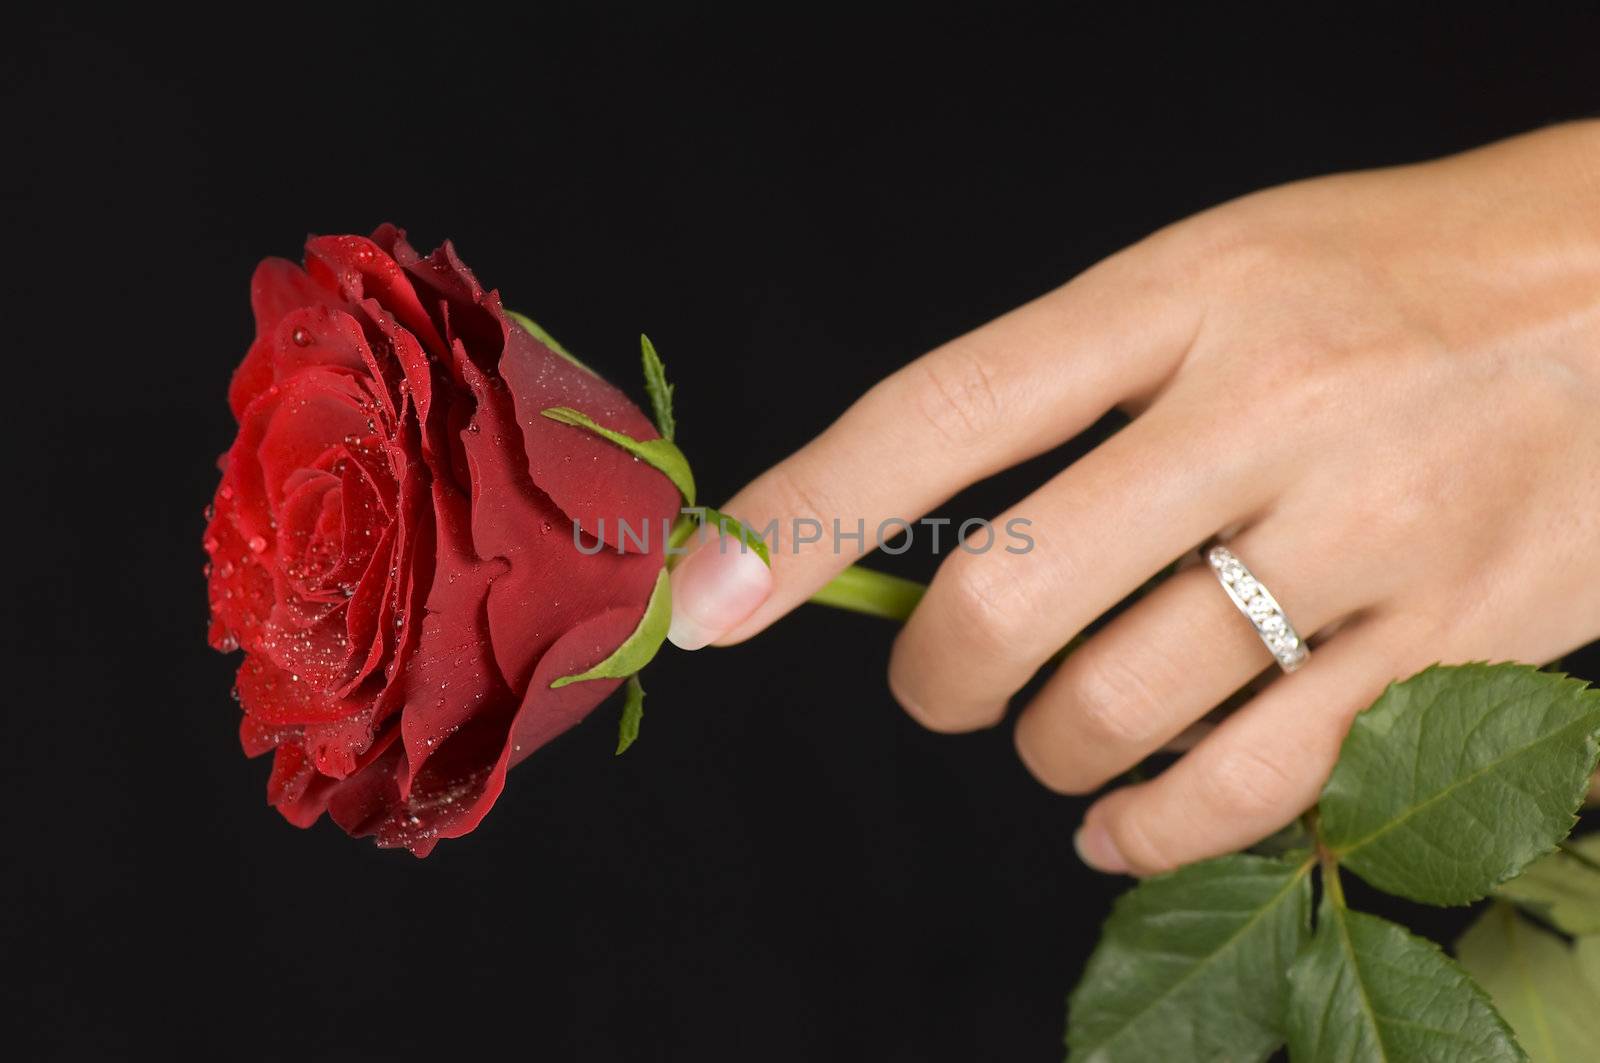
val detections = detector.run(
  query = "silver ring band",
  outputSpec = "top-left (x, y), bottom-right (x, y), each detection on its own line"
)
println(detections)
top-left (1206, 545), bottom-right (1309, 673)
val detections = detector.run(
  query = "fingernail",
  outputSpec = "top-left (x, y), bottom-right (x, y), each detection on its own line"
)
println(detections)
top-left (1073, 823), bottom-right (1130, 874)
top-left (667, 533), bottom-right (774, 651)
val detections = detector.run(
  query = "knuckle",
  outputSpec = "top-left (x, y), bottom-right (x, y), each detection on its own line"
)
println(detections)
top-left (939, 553), bottom-right (1036, 657)
top-left (1207, 745), bottom-right (1301, 822)
top-left (757, 462), bottom-right (834, 541)
top-left (1105, 811), bottom-right (1180, 876)
top-left (1176, 208), bottom-right (1281, 276)
top-left (907, 346), bottom-right (1003, 447)
top-left (1065, 654), bottom-right (1165, 749)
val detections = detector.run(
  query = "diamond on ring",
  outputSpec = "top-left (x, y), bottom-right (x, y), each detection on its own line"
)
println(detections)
top-left (1206, 545), bottom-right (1309, 673)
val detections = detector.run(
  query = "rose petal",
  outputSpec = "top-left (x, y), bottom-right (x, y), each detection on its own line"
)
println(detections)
top-left (328, 605), bottom-right (641, 856)
top-left (452, 347), bottom-right (665, 688)
top-left (303, 701), bottom-right (381, 779)
top-left (205, 484), bottom-right (274, 653)
top-left (239, 715), bottom-right (296, 758)
top-left (265, 304), bottom-right (373, 383)
top-left (389, 238), bottom-right (678, 551)
top-left (497, 304), bottom-right (679, 551)
top-left (394, 479), bottom-right (510, 793)
top-left (235, 652), bottom-right (365, 727)
top-left (304, 235), bottom-right (446, 356)
top-left (265, 742), bottom-right (327, 827)
top-left (360, 297), bottom-right (434, 440)
top-left (270, 725), bottom-right (400, 829)
top-left (254, 370), bottom-right (372, 519)
top-left (230, 258), bottom-right (345, 418)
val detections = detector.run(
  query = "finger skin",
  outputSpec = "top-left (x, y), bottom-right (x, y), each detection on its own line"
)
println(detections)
top-left (886, 401), bottom-right (1278, 733)
top-left (710, 242), bottom-right (1203, 647)
top-left (1076, 619), bottom-right (1427, 876)
top-left (1012, 517), bottom-right (1371, 794)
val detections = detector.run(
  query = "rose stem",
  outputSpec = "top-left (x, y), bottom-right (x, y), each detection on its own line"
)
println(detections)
top-left (807, 565), bottom-right (925, 621)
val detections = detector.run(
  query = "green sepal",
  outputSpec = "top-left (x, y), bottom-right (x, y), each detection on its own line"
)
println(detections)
top-left (540, 406), bottom-right (696, 505)
top-left (505, 309), bottom-right (599, 376)
top-left (667, 514), bottom-right (699, 555)
top-left (677, 506), bottom-right (771, 567)
top-left (615, 675), bottom-right (645, 755)
top-left (551, 569), bottom-right (672, 688)
top-left (639, 334), bottom-right (675, 441)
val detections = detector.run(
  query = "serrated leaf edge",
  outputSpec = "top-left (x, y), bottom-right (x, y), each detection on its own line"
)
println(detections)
top-left (1327, 663), bottom-right (1600, 900)
top-left (1067, 854), bottom-right (1313, 1061)
top-left (1294, 896), bottom-right (1527, 1062)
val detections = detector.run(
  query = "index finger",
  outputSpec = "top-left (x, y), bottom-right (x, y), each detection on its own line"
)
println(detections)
top-left (669, 239), bottom-right (1205, 650)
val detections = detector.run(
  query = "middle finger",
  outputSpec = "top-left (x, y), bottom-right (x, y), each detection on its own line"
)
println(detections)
top-left (887, 405), bottom-right (1279, 732)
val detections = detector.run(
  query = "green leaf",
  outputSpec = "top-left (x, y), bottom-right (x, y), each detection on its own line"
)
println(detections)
top-left (1457, 902), bottom-right (1600, 1063)
top-left (639, 334), bottom-right (675, 441)
top-left (1495, 833), bottom-right (1600, 935)
top-left (1577, 938), bottom-right (1600, 995)
top-left (550, 569), bottom-right (671, 688)
top-left (1287, 891), bottom-right (1524, 1062)
top-left (504, 309), bottom-right (599, 376)
top-left (1319, 664), bottom-right (1600, 905)
top-left (1065, 854), bottom-right (1312, 1063)
top-left (615, 675), bottom-right (645, 755)
top-left (540, 406), bottom-right (696, 505)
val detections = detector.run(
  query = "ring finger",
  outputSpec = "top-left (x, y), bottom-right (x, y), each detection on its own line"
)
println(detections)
top-left (1012, 518), bottom-right (1373, 795)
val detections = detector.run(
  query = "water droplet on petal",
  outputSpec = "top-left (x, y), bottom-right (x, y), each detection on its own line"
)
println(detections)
top-left (291, 327), bottom-right (312, 347)
top-left (247, 535), bottom-right (268, 554)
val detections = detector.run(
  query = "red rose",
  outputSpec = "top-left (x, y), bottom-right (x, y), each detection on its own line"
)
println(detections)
top-left (204, 225), bottom-right (679, 855)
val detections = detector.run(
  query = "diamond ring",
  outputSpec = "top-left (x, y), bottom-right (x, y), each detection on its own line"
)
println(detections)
top-left (1206, 545), bottom-right (1309, 673)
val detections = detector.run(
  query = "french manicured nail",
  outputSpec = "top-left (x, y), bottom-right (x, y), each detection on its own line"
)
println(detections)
top-left (667, 534), bottom-right (773, 650)
top-left (1073, 823), bottom-right (1130, 874)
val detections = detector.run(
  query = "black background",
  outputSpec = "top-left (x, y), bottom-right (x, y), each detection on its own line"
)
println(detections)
top-left (7, 8), bottom-right (1600, 1061)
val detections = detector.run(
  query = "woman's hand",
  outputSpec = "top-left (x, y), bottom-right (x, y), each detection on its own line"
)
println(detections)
top-left (667, 121), bottom-right (1600, 875)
